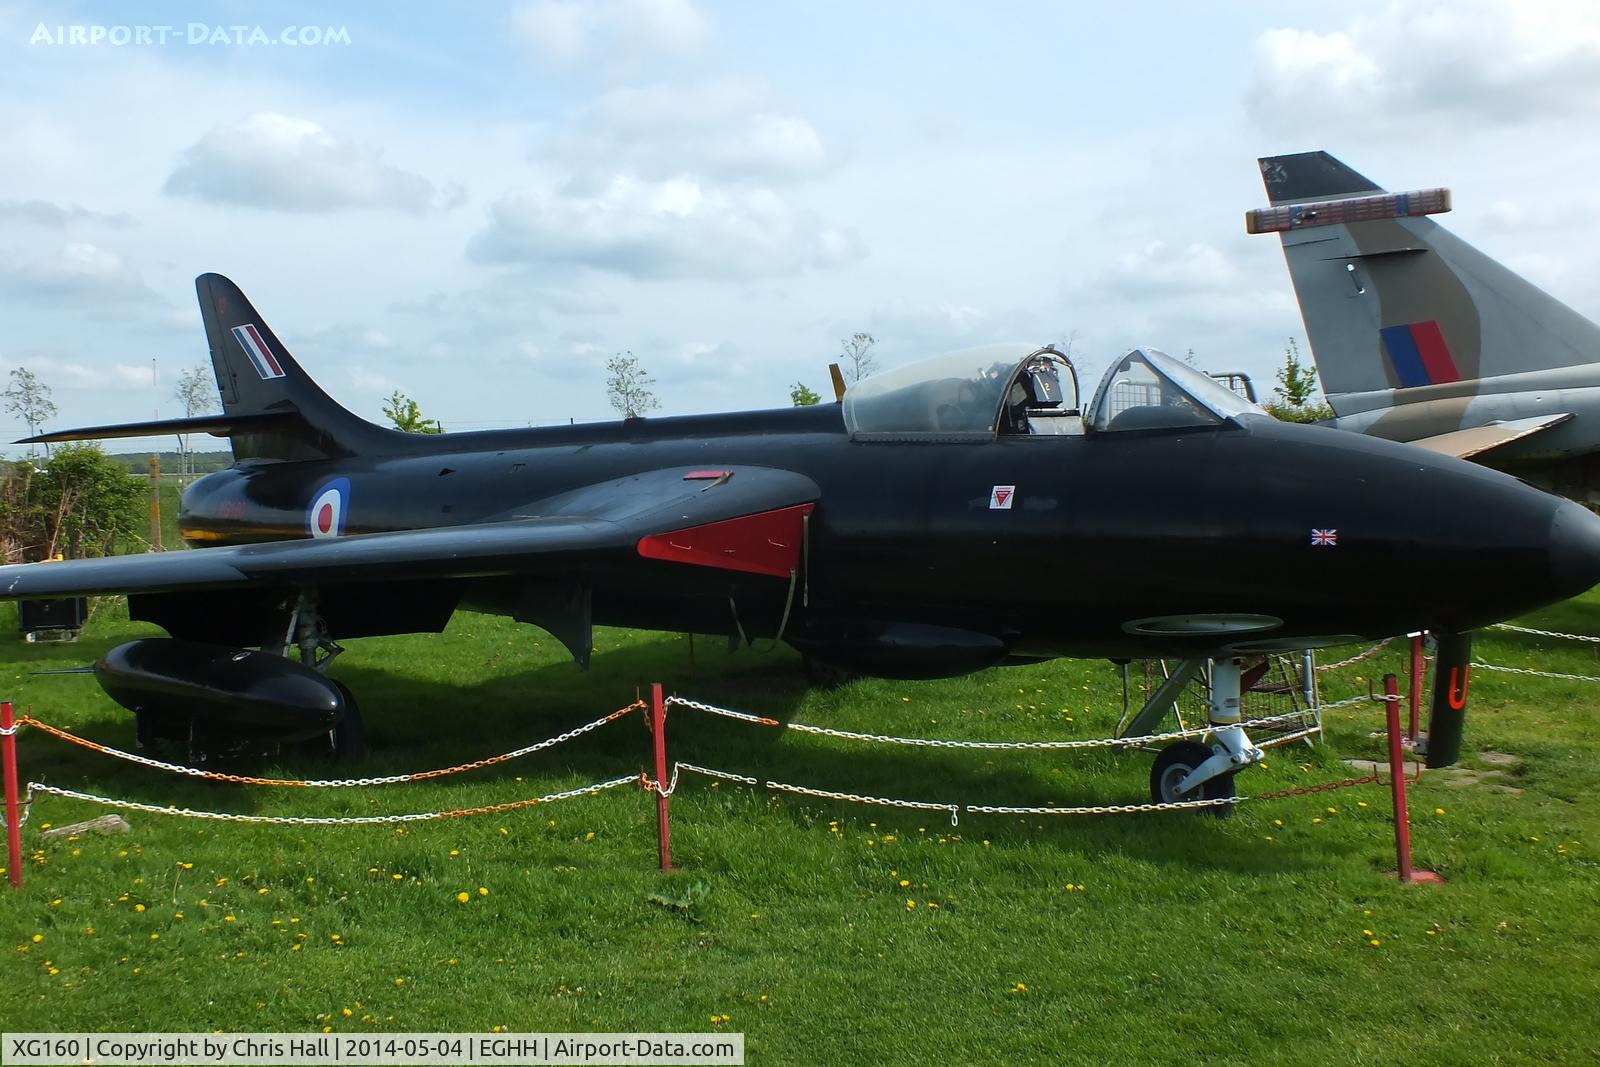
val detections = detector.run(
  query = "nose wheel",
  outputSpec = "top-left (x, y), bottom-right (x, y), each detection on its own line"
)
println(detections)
top-left (1150, 739), bottom-right (1237, 816)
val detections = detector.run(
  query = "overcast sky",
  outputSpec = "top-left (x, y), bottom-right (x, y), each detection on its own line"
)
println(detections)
top-left (4, 0), bottom-right (1600, 451)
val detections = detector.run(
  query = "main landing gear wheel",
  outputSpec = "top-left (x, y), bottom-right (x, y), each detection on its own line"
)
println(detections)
top-left (1150, 739), bottom-right (1236, 817)
top-left (328, 682), bottom-right (367, 762)
top-left (802, 654), bottom-right (858, 690)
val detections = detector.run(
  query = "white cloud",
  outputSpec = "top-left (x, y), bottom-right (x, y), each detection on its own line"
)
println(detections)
top-left (513, 0), bottom-right (712, 61)
top-left (0, 242), bottom-right (153, 301)
top-left (0, 200), bottom-right (135, 229)
top-left (1248, 1), bottom-right (1600, 132)
top-left (163, 113), bottom-right (455, 215)
top-left (469, 174), bottom-right (865, 279)
top-left (47, 361), bottom-right (156, 390)
top-left (550, 80), bottom-right (830, 182)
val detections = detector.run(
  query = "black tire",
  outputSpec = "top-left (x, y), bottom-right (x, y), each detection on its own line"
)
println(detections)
top-left (328, 682), bottom-right (367, 762)
top-left (1150, 739), bottom-right (1236, 817)
top-left (802, 655), bottom-right (857, 690)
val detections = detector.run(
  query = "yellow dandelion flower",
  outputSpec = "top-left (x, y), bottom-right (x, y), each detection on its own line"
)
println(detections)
top-left (393, 977), bottom-right (405, 986)
top-left (392, 873), bottom-right (403, 881)
top-left (906, 899), bottom-right (917, 909)
top-left (1434, 807), bottom-right (1445, 815)
top-left (257, 888), bottom-right (268, 895)
top-left (1369, 939), bottom-right (1381, 947)
top-left (322, 1027), bottom-right (332, 1034)
top-left (449, 850), bottom-right (459, 857)
top-left (134, 904), bottom-right (145, 913)
top-left (1363, 929), bottom-right (1373, 937)
top-left (1013, 982), bottom-right (1028, 992)
top-left (1312, 818), bottom-right (1323, 825)
top-left (585, 832), bottom-right (595, 841)
top-left (224, 915), bottom-right (236, 923)
top-left (31, 934), bottom-right (42, 943)
top-left (291, 944), bottom-right (302, 952)
top-left (499, 827), bottom-right (509, 835)
top-left (478, 887), bottom-right (488, 897)
top-left (342, 1008), bottom-right (353, 1017)
top-left (150, 933), bottom-right (159, 941)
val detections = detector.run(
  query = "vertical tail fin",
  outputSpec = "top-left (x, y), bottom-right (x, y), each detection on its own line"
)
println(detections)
top-left (195, 273), bottom-right (395, 461)
top-left (1253, 152), bottom-right (1600, 415)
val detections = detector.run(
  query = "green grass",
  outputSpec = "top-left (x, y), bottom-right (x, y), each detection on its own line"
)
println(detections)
top-left (1, 595), bottom-right (1597, 1064)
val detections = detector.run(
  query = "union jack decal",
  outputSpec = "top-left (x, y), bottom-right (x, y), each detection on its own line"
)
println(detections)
top-left (1310, 528), bottom-right (1339, 547)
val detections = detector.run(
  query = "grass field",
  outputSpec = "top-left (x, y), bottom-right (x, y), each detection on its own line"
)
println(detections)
top-left (1, 592), bottom-right (1597, 1064)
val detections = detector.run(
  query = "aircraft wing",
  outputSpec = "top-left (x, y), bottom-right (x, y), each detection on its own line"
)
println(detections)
top-left (1407, 413), bottom-right (1572, 460)
top-left (0, 465), bottom-right (819, 599)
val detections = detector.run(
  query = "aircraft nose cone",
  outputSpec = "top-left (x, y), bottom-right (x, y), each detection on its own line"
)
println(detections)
top-left (1549, 501), bottom-right (1600, 599)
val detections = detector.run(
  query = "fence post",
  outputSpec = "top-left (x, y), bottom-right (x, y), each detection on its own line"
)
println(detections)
top-left (3, 701), bottom-right (21, 888)
top-left (1408, 634), bottom-right (1424, 742)
top-left (1384, 675), bottom-right (1441, 884)
top-left (651, 683), bottom-right (672, 873)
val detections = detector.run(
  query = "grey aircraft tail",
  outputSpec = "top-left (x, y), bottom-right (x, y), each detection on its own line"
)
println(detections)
top-left (1252, 151), bottom-right (1600, 423)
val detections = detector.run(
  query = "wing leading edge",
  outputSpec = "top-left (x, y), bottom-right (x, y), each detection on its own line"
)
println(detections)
top-left (0, 465), bottom-right (821, 600)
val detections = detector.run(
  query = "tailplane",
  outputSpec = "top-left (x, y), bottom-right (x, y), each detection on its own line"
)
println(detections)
top-left (1251, 151), bottom-right (1600, 416)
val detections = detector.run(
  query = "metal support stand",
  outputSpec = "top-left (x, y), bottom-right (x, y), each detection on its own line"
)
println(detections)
top-left (1118, 658), bottom-right (1205, 738)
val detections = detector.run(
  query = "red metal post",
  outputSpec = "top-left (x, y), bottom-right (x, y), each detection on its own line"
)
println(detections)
top-left (1408, 634), bottom-right (1424, 742)
top-left (651, 683), bottom-right (672, 873)
top-left (1383, 675), bottom-right (1414, 882)
top-left (3, 701), bottom-right (22, 888)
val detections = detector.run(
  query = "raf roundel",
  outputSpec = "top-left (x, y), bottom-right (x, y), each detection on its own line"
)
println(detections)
top-left (308, 478), bottom-right (351, 539)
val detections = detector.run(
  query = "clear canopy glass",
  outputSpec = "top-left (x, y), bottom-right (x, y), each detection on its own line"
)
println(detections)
top-left (1088, 348), bottom-right (1262, 432)
top-left (843, 344), bottom-right (1030, 439)
top-left (844, 343), bottom-right (1256, 440)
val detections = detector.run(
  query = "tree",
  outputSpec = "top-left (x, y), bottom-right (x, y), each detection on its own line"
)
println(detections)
top-left (839, 332), bottom-right (878, 384)
top-left (0, 444), bottom-right (145, 562)
top-left (605, 351), bottom-right (659, 418)
top-left (382, 390), bottom-right (443, 433)
top-left (174, 364), bottom-right (219, 481)
top-left (4, 367), bottom-right (57, 458)
top-left (1262, 337), bottom-right (1334, 424)
top-left (790, 382), bottom-right (821, 406)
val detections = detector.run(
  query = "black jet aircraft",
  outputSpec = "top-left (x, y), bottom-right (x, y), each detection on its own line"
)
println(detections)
top-left (5, 274), bottom-right (1599, 803)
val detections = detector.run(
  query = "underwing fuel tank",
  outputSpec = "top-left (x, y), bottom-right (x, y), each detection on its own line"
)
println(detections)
top-left (96, 639), bottom-right (344, 743)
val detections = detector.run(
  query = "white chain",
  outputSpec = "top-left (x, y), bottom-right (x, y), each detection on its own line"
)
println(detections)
top-left (1491, 623), bottom-right (1600, 644)
top-left (666, 696), bottom-right (1311, 751)
top-left (654, 762), bottom-right (1246, 823)
top-left (19, 775), bottom-right (637, 826)
top-left (29, 708), bottom-right (632, 788)
top-left (1314, 639), bottom-right (1393, 673)
top-left (0, 722), bottom-right (21, 736)
top-left (1472, 661), bottom-right (1600, 683)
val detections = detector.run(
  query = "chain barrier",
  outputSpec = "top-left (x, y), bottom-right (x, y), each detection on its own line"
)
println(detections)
top-left (1491, 622), bottom-right (1600, 644)
top-left (665, 695), bottom-right (1312, 752)
top-left (0, 719), bottom-right (25, 736)
top-left (1471, 661), bottom-right (1600, 683)
top-left (649, 759), bottom-right (1383, 825)
top-left (18, 774), bottom-right (639, 827)
top-left (18, 702), bottom-right (643, 788)
top-left (1314, 639), bottom-right (1393, 673)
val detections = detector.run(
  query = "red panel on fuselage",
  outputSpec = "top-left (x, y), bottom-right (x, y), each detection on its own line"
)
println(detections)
top-left (637, 504), bottom-right (815, 578)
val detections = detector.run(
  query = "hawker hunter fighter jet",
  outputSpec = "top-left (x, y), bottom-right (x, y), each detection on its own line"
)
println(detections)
top-left (4, 274), bottom-right (1599, 803)
top-left (1251, 150), bottom-right (1600, 504)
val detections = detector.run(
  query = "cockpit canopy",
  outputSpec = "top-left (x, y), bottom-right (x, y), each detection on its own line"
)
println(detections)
top-left (843, 344), bottom-right (1260, 440)
top-left (1088, 349), bottom-right (1262, 432)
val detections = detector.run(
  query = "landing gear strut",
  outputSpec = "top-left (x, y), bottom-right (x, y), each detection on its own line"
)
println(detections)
top-left (1146, 657), bottom-right (1263, 815)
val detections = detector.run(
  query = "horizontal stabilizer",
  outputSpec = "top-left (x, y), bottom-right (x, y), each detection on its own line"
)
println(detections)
top-left (19, 411), bottom-right (300, 445)
top-left (1409, 414), bottom-right (1572, 460)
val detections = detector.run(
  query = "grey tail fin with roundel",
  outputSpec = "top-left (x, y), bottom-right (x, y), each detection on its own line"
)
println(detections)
top-left (1252, 151), bottom-right (1600, 415)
